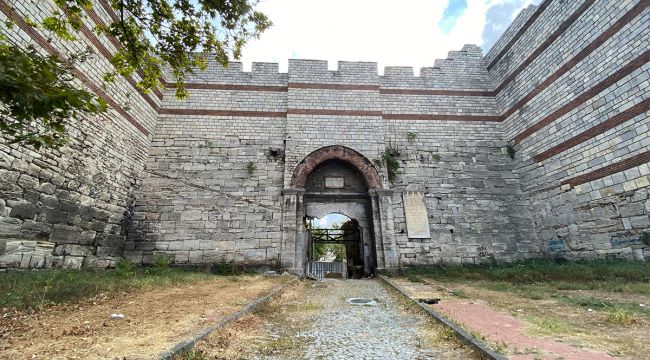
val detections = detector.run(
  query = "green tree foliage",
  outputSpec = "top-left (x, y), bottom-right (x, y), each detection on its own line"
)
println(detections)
top-left (1, 0), bottom-right (270, 148)
top-left (313, 243), bottom-right (345, 262)
top-left (0, 40), bottom-right (107, 149)
top-left (310, 220), bottom-right (347, 262)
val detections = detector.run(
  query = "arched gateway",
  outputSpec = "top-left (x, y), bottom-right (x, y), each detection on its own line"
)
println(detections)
top-left (280, 146), bottom-right (400, 276)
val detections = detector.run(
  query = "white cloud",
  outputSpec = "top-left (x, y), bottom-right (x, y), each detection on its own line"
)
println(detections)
top-left (313, 213), bottom-right (349, 228)
top-left (239, 0), bottom-right (539, 73)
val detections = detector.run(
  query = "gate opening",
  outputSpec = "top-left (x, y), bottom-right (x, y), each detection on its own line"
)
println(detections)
top-left (305, 214), bottom-right (365, 279)
top-left (289, 147), bottom-right (386, 277)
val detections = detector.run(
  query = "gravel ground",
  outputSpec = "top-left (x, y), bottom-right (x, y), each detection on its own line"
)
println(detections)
top-left (298, 279), bottom-right (461, 360)
top-left (191, 279), bottom-right (477, 359)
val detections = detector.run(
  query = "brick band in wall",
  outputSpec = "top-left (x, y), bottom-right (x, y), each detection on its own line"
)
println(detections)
top-left (500, 0), bottom-right (649, 123)
top-left (287, 109), bottom-right (382, 117)
top-left (486, 0), bottom-right (552, 71)
top-left (83, 5), bottom-right (164, 100)
top-left (515, 50), bottom-right (650, 144)
top-left (382, 114), bottom-right (502, 122)
top-left (533, 98), bottom-right (650, 163)
top-left (160, 83), bottom-right (495, 96)
top-left (289, 83), bottom-right (379, 91)
top-left (163, 82), bottom-right (288, 92)
top-left (494, 0), bottom-right (595, 94)
top-left (379, 89), bottom-right (493, 97)
top-left (158, 108), bottom-right (504, 122)
top-left (0, 2), bottom-right (150, 136)
top-left (159, 108), bottom-right (287, 117)
top-left (157, 82), bottom-right (496, 96)
top-left (66, 7), bottom-right (160, 111)
top-left (562, 151), bottom-right (650, 187)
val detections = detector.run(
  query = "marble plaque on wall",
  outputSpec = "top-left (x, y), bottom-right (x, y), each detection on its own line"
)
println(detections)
top-left (403, 192), bottom-right (430, 239)
top-left (325, 177), bottom-right (345, 189)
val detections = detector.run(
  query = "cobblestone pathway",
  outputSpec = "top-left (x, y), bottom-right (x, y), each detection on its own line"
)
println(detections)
top-left (192, 279), bottom-right (475, 359)
top-left (297, 279), bottom-right (464, 360)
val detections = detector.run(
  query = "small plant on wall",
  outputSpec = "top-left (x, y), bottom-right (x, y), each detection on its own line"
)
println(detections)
top-left (375, 148), bottom-right (400, 183)
top-left (642, 232), bottom-right (650, 246)
top-left (406, 132), bottom-right (417, 142)
top-left (506, 144), bottom-right (516, 160)
top-left (246, 161), bottom-right (256, 176)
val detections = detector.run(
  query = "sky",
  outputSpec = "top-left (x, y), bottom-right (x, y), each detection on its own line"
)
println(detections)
top-left (239, 0), bottom-right (541, 73)
top-left (313, 213), bottom-right (350, 229)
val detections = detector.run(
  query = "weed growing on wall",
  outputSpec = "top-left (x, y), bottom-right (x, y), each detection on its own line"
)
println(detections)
top-left (506, 144), bottom-right (516, 160)
top-left (375, 148), bottom-right (400, 183)
top-left (247, 161), bottom-right (256, 176)
top-left (406, 132), bottom-right (417, 142)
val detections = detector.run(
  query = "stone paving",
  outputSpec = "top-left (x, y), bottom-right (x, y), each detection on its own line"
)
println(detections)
top-left (294, 279), bottom-right (471, 360)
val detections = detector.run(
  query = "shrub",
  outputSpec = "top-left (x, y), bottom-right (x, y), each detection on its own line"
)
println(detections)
top-left (209, 261), bottom-right (236, 275)
top-left (115, 258), bottom-right (136, 277)
top-left (153, 254), bottom-right (173, 272)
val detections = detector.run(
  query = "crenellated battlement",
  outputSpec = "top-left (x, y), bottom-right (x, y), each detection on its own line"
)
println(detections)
top-left (288, 60), bottom-right (379, 84)
top-left (381, 44), bottom-right (491, 90)
top-left (180, 61), bottom-right (288, 86)
top-left (174, 43), bottom-right (490, 89)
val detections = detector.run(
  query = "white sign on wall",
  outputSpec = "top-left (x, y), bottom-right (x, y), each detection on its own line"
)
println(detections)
top-left (325, 177), bottom-right (345, 189)
top-left (403, 192), bottom-right (430, 239)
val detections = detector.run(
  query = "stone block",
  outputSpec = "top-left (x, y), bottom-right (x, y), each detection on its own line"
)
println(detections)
top-left (9, 202), bottom-right (38, 220)
top-left (40, 194), bottom-right (59, 208)
top-left (619, 203), bottom-right (645, 217)
top-left (62, 256), bottom-right (83, 269)
top-left (183, 239), bottom-right (200, 250)
top-left (629, 215), bottom-right (650, 229)
top-left (0, 254), bottom-right (21, 267)
top-left (49, 225), bottom-right (83, 243)
top-left (181, 210), bottom-right (203, 221)
top-left (29, 255), bottom-right (45, 268)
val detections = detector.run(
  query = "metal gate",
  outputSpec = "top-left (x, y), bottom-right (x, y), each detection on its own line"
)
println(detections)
top-left (305, 227), bottom-right (361, 279)
top-left (306, 261), bottom-right (348, 279)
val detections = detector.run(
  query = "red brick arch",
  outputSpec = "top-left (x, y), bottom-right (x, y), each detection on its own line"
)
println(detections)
top-left (291, 145), bottom-right (382, 189)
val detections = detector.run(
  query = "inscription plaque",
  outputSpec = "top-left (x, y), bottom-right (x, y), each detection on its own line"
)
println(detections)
top-left (325, 177), bottom-right (345, 189)
top-left (403, 192), bottom-right (430, 239)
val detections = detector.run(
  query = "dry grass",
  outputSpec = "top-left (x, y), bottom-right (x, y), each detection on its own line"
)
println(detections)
top-left (0, 275), bottom-right (288, 359)
top-left (187, 281), bottom-right (313, 359)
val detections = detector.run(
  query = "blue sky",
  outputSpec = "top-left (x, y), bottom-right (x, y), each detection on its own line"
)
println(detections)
top-left (439, 0), bottom-right (468, 33)
top-left (239, 0), bottom-right (541, 73)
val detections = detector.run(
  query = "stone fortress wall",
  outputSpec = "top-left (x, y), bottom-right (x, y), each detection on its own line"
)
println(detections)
top-left (491, 0), bottom-right (650, 260)
top-left (0, 0), bottom-right (159, 269)
top-left (0, 0), bottom-right (648, 270)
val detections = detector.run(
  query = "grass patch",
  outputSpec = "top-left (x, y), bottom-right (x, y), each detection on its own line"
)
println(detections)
top-left (525, 315), bottom-right (573, 336)
top-left (176, 349), bottom-right (209, 360)
top-left (491, 340), bottom-right (509, 354)
top-left (0, 267), bottom-right (227, 310)
top-left (449, 289), bottom-right (469, 298)
top-left (607, 308), bottom-right (637, 325)
top-left (437, 326), bottom-right (457, 341)
top-left (555, 295), bottom-right (612, 309)
top-left (258, 336), bottom-right (300, 355)
top-left (400, 259), bottom-right (650, 284)
top-left (554, 295), bottom-right (650, 318)
top-left (295, 301), bottom-right (324, 312)
top-left (399, 259), bottom-right (650, 294)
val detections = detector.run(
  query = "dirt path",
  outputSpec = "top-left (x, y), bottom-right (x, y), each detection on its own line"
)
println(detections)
top-left (0, 275), bottom-right (287, 359)
top-left (191, 279), bottom-right (480, 359)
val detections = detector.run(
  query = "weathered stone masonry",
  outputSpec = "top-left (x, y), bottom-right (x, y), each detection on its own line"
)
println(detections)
top-left (1, 0), bottom-right (648, 271)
